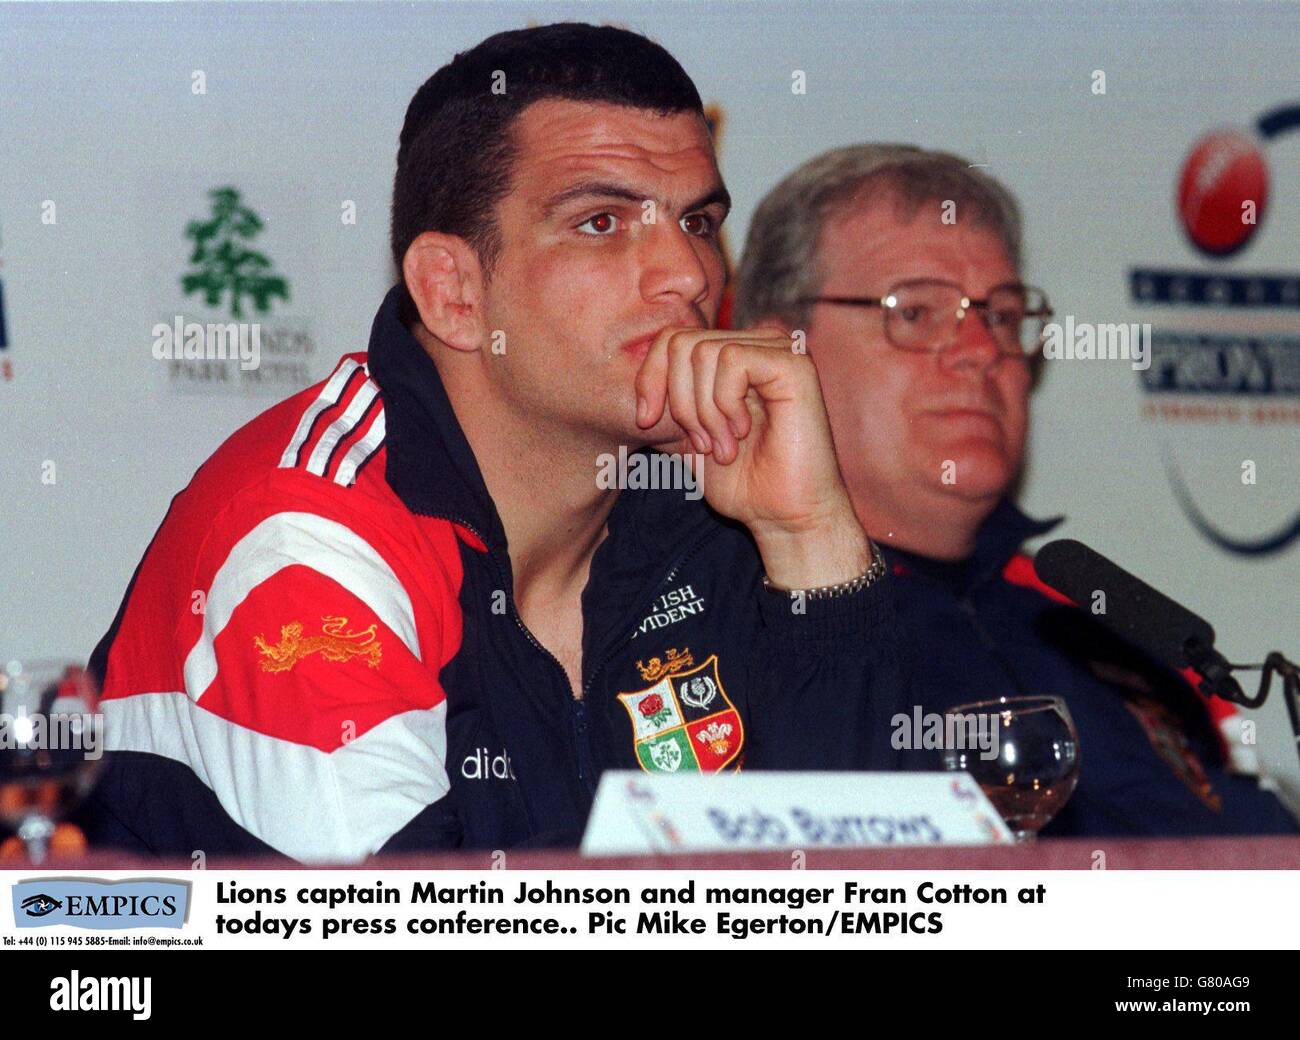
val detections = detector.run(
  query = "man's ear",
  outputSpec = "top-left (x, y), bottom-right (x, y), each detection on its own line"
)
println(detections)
top-left (402, 231), bottom-right (488, 353)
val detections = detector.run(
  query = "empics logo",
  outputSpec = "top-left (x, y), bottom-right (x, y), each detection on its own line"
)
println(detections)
top-left (13, 878), bottom-right (190, 929)
top-left (18, 893), bottom-right (63, 917)
top-left (50, 971), bottom-right (151, 1020)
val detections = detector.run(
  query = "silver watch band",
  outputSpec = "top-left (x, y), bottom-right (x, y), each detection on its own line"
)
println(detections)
top-left (761, 538), bottom-right (887, 600)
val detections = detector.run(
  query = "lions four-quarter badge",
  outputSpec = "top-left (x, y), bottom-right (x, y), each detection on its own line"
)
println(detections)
top-left (618, 654), bottom-right (743, 773)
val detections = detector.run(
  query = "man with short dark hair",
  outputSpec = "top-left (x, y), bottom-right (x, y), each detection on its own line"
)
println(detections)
top-left (83, 25), bottom-right (901, 861)
top-left (736, 143), bottom-right (1296, 836)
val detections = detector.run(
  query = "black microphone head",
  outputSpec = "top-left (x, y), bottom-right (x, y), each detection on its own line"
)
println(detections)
top-left (1032, 539), bottom-right (1091, 594)
top-left (1033, 538), bottom-right (1217, 673)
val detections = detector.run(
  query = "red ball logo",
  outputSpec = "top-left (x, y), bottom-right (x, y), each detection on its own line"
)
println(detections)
top-left (1177, 129), bottom-right (1269, 256)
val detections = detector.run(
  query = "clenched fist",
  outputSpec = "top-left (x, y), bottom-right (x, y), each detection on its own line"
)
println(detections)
top-left (634, 327), bottom-right (873, 591)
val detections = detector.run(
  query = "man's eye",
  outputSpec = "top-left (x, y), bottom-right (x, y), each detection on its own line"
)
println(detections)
top-left (897, 304), bottom-right (931, 323)
top-left (577, 213), bottom-right (619, 235)
top-left (680, 213), bottom-right (716, 237)
top-left (987, 308), bottom-right (1024, 328)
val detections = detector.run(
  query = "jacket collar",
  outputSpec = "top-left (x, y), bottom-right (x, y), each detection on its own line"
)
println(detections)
top-left (365, 283), bottom-right (715, 560)
top-left (885, 498), bottom-right (1062, 592)
top-left (971, 499), bottom-right (1062, 585)
top-left (366, 283), bottom-right (507, 547)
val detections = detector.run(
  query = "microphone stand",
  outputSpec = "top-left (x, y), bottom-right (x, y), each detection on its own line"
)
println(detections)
top-left (1189, 644), bottom-right (1300, 768)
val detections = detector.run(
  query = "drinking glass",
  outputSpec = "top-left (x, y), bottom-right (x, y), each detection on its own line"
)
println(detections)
top-left (940, 694), bottom-right (1080, 841)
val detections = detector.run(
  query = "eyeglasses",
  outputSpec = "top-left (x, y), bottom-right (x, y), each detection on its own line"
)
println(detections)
top-left (799, 279), bottom-right (1054, 357)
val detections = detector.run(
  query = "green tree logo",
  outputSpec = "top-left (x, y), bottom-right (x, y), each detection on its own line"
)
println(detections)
top-left (182, 187), bottom-right (289, 319)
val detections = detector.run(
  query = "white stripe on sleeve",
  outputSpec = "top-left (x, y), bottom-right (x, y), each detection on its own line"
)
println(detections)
top-left (334, 410), bottom-right (387, 487)
top-left (103, 693), bottom-right (449, 862)
top-left (305, 378), bottom-right (381, 477)
top-left (182, 511), bottom-right (419, 701)
top-left (278, 358), bottom-right (361, 469)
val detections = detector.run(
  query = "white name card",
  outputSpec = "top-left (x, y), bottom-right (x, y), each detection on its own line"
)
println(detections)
top-left (581, 771), bottom-right (1013, 856)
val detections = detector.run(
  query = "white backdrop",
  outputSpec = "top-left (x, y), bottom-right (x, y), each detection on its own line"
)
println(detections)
top-left (2, 1), bottom-right (1297, 796)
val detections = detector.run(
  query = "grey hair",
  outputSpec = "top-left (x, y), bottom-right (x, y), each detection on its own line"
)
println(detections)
top-left (733, 144), bottom-right (1023, 331)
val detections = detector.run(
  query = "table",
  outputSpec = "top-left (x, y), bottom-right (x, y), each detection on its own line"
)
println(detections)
top-left (15, 835), bottom-right (1300, 871)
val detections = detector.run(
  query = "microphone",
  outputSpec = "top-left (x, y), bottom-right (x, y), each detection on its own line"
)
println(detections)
top-left (1033, 538), bottom-right (1247, 703)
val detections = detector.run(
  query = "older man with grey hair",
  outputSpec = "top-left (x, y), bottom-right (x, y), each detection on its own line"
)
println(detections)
top-left (736, 143), bottom-right (1297, 837)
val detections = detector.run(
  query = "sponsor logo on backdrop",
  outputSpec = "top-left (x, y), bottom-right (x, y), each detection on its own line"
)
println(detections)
top-left (156, 186), bottom-right (316, 395)
top-left (1177, 128), bottom-right (1270, 258)
top-left (1131, 103), bottom-right (1300, 555)
top-left (12, 877), bottom-right (190, 929)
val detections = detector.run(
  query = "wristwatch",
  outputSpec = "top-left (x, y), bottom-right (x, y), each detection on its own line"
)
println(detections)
top-left (761, 538), bottom-right (887, 600)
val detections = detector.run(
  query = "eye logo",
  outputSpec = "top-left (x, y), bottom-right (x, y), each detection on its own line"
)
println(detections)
top-left (13, 878), bottom-right (189, 930)
top-left (20, 893), bottom-right (63, 918)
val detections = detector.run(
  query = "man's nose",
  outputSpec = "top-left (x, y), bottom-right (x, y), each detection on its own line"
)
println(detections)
top-left (638, 220), bottom-right (710, 306)
top-left (940, 305), bottom-right (1002, 371)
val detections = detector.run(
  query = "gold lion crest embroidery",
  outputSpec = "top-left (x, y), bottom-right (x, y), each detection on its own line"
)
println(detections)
top-left (618, 652), bottom-right (743, 773)
top-left (636, 647), bottom-right (695, 683)
top-left (254, 615), bottom-right (382, 673)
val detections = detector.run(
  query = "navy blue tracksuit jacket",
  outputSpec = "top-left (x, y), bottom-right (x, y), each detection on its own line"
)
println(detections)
top-left (883, 500), bottom-right (1297, 837)
top-left (77, 285), bottom-right (905, 860)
